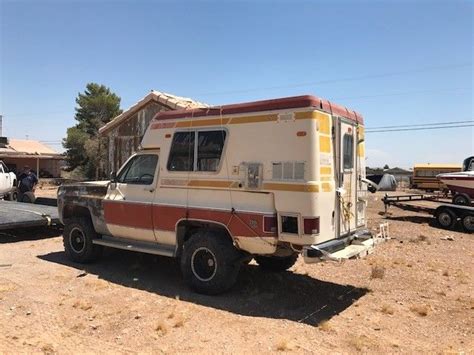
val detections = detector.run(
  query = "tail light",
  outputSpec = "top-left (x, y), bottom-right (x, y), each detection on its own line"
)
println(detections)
top-left (303, 217), bottom-right (320, 235)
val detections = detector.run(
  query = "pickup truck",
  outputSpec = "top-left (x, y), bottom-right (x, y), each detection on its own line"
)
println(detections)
top-left (0, 161), bottom-right (17, 200)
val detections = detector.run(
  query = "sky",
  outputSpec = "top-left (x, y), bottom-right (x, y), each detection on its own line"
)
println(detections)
top-left (0, 0), bottom-right (472, 168)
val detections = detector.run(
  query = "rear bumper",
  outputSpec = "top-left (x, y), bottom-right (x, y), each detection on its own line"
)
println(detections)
top-left (303, 227), bottom-right (386, 263)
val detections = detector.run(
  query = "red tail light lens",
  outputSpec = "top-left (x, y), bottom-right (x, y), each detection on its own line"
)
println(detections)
top-left (303, 217), bottom-right (320, 235)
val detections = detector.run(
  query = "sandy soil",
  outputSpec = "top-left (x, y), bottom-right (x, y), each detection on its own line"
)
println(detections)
top-left (0, 192), bottom-right (473, 354)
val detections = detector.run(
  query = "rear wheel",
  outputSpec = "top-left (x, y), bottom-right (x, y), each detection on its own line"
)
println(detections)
top-left (181, 230), bottom-right (241, 295)
top-left (453, 193), bottom-right (471, 206)
top-left (461, 214), bottom-right (474, 233)
top-left (436, 209), bottom-right (456, 229)
top-left (63, 217), bottom-right (103, 263)
top-left (255, 253), bottom-right (299, 272)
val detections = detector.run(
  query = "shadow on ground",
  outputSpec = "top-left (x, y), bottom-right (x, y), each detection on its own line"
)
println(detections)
top-left (382, 214), bottom-right (465, 232)
top-left (0, 226), bottom-right (62, 244)
top-left (39, 249), bottom-right (368, 326)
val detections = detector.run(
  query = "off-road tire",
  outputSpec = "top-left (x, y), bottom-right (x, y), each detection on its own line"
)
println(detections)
top-left (180, 230), bottom-right (241, 295)
top-left (436, 209), bottom-right (456, 229)
top-left (453, 193), bottom-right (471, 206)
top-left (255, 253), bottom-right (299, 272)
top-left (63, 217), bottom-right (103, 263)
top-left (461, 214), bottom-right (474, 233)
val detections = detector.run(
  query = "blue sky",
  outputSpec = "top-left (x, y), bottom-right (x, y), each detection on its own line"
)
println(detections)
top-left (0, 0), bottom-right (472, 168)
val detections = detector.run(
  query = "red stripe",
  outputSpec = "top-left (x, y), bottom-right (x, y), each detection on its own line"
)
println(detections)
top-left (103, 201), bottom-right (153, 230)
top-left (103, 201), bottom-right (277, 237)
top-left (151, 95), bottom-right (363, 124)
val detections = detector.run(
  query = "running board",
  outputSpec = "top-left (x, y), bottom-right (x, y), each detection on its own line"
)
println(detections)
top-left (93, 236), bottom-right (175, 257)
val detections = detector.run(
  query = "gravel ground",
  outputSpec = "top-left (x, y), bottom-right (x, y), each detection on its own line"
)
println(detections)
top-left (0, 192), bottom-right (473, 353)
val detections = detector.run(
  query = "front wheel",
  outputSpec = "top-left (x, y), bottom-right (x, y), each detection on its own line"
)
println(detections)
top-left (181, 230), bottom-right (241, 295)
top-left (255, 253), bottom-right (299, 272)
top-left (63, 217), bottom-right (103, 263)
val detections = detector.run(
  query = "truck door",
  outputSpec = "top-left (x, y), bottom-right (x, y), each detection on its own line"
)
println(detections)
top-left (336, 119), bottom-right (358, 236)
top-left (103, 152), bottom-right (159, 242)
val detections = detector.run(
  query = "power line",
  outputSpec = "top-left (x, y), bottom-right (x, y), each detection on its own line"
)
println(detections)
top-left (196, 63), bottom-right (472, 96)
top-left (367, 120), bottom-right (474, 130)
top-left (366, 124), bottom-right (474, 133)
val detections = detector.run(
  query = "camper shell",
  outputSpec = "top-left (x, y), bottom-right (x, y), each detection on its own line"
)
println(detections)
top-left (58, 94), bottom-right (381, 294)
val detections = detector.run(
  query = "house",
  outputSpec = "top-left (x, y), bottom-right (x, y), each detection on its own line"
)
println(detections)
top-left (98, 90), bottom-right (208, 174)
top-left (0, 138), bottom-right (64, 177)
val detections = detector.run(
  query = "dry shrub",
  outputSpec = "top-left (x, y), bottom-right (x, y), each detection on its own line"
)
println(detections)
top-left (41, 343), bottom-right (55, 355)
top-left (155, 320), bottom-right (168, 335)
top-left (72, 300), bottom-right (92, 311)
top-left (276, 339), bottom-right (291, 351)
top-left (319, 320), bottom-right (331, 332)
top-left (442, 270), bottom-right (449, 277)
top-left (410, 304), bottom-right (429, 317)
top-left (173, 314), bottom-right (186, 328)
top-left (381, 304), bottom-right (394, 315)
top-left (348, 335), bottom-right (371, 351)
top-left (371, 265), bottom-right (385, 279)
top-left (418, 234), bottom-right (427, 242)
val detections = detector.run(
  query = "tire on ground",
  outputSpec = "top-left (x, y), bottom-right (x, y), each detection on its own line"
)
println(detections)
top-left (255, 253), bottom-right (299, 272)
top-left (461, 214), bottom-right (474, 233)
top-left (180, 230), bottom-right (241, 295)
top-left (63, 217), bottom-right (103, 263)
top-left (436, 208), bottom-right (456, 229)
top-left (453, 193), bottom-right (471, 206)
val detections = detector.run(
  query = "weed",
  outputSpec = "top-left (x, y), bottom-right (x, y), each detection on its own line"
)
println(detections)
top-left (155, 320), bottom-right (168, 335)
top-left (381, 305), bottom-right (394, 315)
top-left (410, 304), bottom-right (429, 317)
top-left (371, 265), bottom-right (385, 279)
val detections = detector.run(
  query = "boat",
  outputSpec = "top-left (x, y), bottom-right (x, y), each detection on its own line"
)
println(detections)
top-left (437, 156), bottom-right (474, 204)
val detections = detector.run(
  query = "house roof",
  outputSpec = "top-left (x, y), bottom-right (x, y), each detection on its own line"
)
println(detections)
top-left (414, 163), bottom-right (462, 169)
top-left (98, 90), bottom-right (209, 135)
top-left (151, 95), bottom-right (364, 124)
top-left (0, 139), bottom-right (62, 159)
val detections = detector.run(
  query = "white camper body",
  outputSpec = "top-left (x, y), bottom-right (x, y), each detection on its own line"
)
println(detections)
top-left (104, 95), bottom-right (371, 256)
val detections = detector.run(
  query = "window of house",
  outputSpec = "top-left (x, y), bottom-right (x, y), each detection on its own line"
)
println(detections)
top-left (168, 130), bottom-right (226, 172)
top-left (117, 154), bottom-right (158, 185)
top-left (167, 132), bottom-right (195, 171)
top-left (343, 134), bottom-right (354, 170)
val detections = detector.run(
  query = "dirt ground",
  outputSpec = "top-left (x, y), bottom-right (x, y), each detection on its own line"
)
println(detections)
top-left (0, 191), bottom-right (473, 354)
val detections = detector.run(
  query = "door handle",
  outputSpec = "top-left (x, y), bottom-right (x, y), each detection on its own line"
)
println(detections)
top-left (145, 188), bottom-right (155, 193)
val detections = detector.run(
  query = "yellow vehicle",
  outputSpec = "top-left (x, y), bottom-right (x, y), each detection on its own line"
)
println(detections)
top-left (411, 164), bottom-right (462, 191)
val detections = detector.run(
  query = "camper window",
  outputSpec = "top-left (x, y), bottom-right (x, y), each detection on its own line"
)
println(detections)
top-left (343, 134), bottom-right (354, 169)
top-left (167, 132), bottom-right (195, 171)
top-left (117, 154), bottom-right (158, 185)
top-left (197, 131), bottom-right (226, 172)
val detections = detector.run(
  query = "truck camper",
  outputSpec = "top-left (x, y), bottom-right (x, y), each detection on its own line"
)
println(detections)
top-left (58, 95), bottom-right (381, 294)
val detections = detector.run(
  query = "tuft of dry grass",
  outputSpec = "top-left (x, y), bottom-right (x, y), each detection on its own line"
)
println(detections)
top-left (410, 304), bottom-right (429, 317)
top-left (173, 314), bottom-right (186, 328)
top-left (155, 320), bottom-right (169, 335)
top-left (371, 265), bottom-right (385, 279)
top-left (348, 335), bottom-right (371, 351)
top-left (41, 343), bottom-right (55, 355)
top-left (276, 339), bottom-right (291, 351)
top-left (72, 300), bottom-right (92, 311)
top-left (380, 304), bottom-right (394, 315)
top-left (319, 320), bottom-right (331, 332)
top-left (442, 270), bottom-right (449, 277)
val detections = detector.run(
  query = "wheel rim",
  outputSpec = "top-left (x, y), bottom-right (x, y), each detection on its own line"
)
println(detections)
top-left (69, 227), bottom-right (86, 253)
top-left (191, 247), bottom-right (217, 282)
top-left (454, 196), bottom-right (468, 205)
top-left (463, 215), bottom-right (474, 231)
top-left (438, 212), bottom-right (453, 227)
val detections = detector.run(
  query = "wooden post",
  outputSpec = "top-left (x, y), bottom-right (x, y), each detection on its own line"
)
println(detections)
top-left (36, 158), bottom-right (40, 176)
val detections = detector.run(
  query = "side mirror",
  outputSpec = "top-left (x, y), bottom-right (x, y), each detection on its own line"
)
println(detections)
top-left (110, 171), bottom-right (117, 182)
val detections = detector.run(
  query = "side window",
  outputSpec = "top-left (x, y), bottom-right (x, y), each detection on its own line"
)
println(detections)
top-left (167, 130), bottom-right (226, 172)
top-left (0, 163), bottom-right (4, 174)
top-left (117, 155), bottom-right (158, 185)
top-left (167, 132), bottom-right (195, 171)
top-left (343, 134), bottom-right (354, 170)
top-left (197, 131), bottom-right (226, 171)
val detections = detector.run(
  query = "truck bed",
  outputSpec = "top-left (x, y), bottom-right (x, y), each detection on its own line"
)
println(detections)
top-left (0, 200), bottom-right (60, 230)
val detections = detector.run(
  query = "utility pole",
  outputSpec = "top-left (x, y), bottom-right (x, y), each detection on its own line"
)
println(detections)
top-left (0, 115), bottom-right (3, 137)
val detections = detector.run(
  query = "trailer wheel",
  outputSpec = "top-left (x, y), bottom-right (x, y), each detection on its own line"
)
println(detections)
top-left (255, 253), bottom-right (299, 272)
top-left (461, 214), bottom-right (474, 233)
top-left (453, 193), bottom-right (471, 206)
top-left (181, 230), bottom-right (241, 295)
top-left (436, 209), bottom-right (456, 229)
top-left (63, 217), bottom-right (103, 263)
